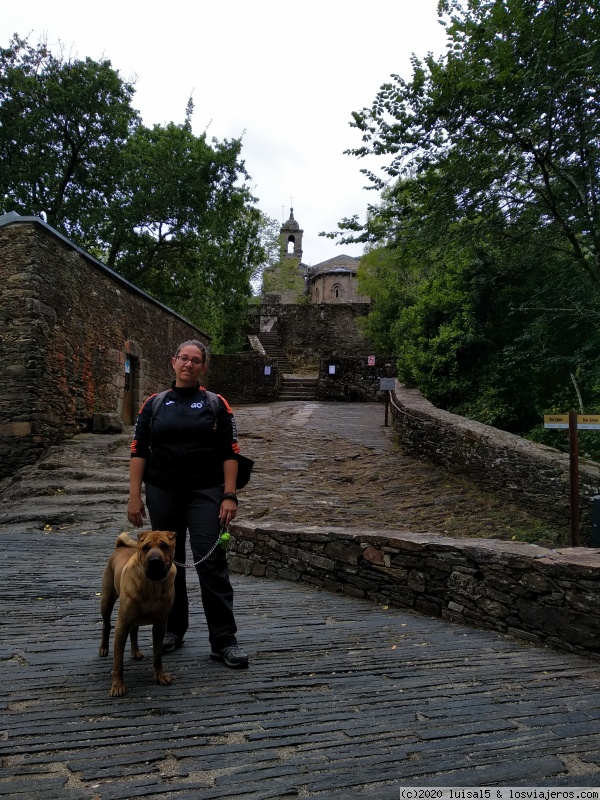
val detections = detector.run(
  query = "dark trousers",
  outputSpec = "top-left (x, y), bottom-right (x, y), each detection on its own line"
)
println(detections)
top-left (145, 483), bottom-right (237, 650)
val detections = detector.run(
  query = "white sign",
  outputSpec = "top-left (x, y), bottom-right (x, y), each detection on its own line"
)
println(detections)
top-left (329, 365), bottom-right (336, 375)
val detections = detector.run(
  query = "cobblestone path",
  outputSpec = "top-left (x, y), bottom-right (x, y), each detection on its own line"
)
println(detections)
top-left (0, 401), bottom-right (566, 545)
top-left (234, 403), bottom-right (566, 545)
top-left (1, 402), bottom-right (599, 798)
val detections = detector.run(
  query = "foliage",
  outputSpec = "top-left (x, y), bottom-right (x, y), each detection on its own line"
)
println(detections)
top-left (331, 0), bottom-right (600, 458)
top-left (0, 35), bottom-right (272, 351)
top-left (349, 0), bottom-right (600, 283)
top-left (0, 35), bottom-right (138, 233)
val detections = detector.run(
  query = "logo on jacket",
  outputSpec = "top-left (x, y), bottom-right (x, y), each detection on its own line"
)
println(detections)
top-left (191, 402), bottom-right (204, 409)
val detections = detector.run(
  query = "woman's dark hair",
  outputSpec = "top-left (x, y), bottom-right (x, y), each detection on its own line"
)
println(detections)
top-left (174, 339), bottom-right (208, 365)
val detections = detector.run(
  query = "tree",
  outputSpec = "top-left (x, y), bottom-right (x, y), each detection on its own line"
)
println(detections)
top-left (347, 0), bottom-right (600, 284)
top-left (0, 35), bottom-right (138, 233)
top-left (83, 119), bottom-right (267, 348)
top-left (327, 0), bottom-right (600, 455)
top-left (0, 37), bottom-right (272, 350)
top-left (357, 179), bottom-right (600, 437)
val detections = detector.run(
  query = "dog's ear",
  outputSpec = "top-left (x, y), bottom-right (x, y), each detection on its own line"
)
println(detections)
top-left (166, 531), bottom-right (176, 542)
top-left (137, 530), bottom-right (150, 542)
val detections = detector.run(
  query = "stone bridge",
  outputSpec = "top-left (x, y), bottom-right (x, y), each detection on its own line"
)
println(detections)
top-left (1, 402), bottom-right (600, 798)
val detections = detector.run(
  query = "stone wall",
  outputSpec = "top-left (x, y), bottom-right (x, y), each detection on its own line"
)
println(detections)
top-left (246, 302), bottom-right (374, 367)
top-left (0, 218), bottom-right (209, 479)
top-left (229, 521), bottom-right (600, 659)
top-left (317, 356), bottom-right (396, 401)
top-left (206, 352), bottom-right (280, 405)
top-left (389, 383), bottom-right (600, 543)
top-left (310, 271), bottom-right (370, 305)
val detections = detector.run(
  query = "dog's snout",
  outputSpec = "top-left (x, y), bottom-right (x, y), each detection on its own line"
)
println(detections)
top-left (146, 553), bottom-right (168, 581)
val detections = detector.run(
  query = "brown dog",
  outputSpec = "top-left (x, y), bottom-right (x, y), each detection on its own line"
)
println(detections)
top-left (99, 530), bottom-right (176, 697)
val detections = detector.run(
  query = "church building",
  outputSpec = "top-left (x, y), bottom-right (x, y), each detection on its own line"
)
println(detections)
top-left (263, 208), bottom-right (370, 305)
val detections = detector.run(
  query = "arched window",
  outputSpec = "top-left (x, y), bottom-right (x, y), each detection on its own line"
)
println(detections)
top-left (287, 235), bottom-right (295, 254)
top-left (331, 283), bottom-right (343, 301)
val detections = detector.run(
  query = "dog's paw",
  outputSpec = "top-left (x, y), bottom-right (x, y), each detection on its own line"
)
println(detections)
top-left (99, 645), bottom-right (109, 657)
top-left (155, 670), bottom-right (174, 686)
top-left (131, 648), bottom-right (144, 660)
top-left (110, 683), bottom-right (126, 697)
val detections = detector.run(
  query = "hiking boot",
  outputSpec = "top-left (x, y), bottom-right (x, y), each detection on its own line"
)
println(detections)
top-left (162, 632), bottom-right (184, 653)
top-left (210, 644), bottom-right (249, 668)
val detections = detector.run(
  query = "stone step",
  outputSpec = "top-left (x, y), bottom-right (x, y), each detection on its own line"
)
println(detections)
top-left (279, 373), bottom-right (319, 400)
top-left (282, 377), bottom-right (318, 385)
top-left (279, 392), bottom-right (318, 401)
top-left (256, 334), bottom-right (294, 373)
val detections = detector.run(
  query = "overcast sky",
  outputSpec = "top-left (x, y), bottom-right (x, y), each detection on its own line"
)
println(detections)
top-left (3, 0), bottom-right (448, 265)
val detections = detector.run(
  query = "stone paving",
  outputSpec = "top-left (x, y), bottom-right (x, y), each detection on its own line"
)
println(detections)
top-left (0, 402), bottom-right (566, 543)
top-left (1, 401), bottom-right (599, 799)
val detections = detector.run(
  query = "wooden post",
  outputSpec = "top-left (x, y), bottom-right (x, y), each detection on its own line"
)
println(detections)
top-left (569, 409), bottom-right (580, 546)
top-left (384, 392), bottom-right (390, 427)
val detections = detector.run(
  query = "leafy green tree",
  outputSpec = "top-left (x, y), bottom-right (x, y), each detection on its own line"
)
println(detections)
top-left (0, 37), bottom-right (273, 349)
top-left (329, 0), bottom-right (600, 455)
top-left (348, 0), bottom-right (600, 283)
top-left (84, 118), bottom-right (267, 348)
top-left (261, 253), bottom-right (306, 301)
top-left (0, 35), bottom-right (138, 232)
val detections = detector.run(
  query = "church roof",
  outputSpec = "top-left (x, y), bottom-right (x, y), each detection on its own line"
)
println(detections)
top-left (307, 254), bottom-right (361, 276)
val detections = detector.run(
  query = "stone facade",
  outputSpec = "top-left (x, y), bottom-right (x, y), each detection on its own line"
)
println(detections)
top-left (206, 352), bottom-right (280, 405)
top-left (317, 356), bottom-right (396, 401)
top-left (0, 216), bottom-right (209, 479)
top-left (308, 255), bottom-right (370, 304)
top-left (229, 520), bottom-right (600, 659)
top-left (389, 383), bottom-right (600, 542)
top-left (247, 302), bottom-right (374, 368)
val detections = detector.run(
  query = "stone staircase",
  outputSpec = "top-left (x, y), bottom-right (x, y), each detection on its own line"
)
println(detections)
top-left (279, 374), bottom-right (319, 401)
top-left (257, 332), bottom-right (318, 400)
top-left (257, 331), bottom-right (294, 373)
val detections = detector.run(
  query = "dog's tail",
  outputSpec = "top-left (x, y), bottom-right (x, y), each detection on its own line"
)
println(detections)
top-left (115, 532), bottom-right (137, 549)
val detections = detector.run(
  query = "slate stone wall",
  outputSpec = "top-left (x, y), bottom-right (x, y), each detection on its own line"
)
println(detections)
top-left (229, 521), bottom-right (600, 659)
top-left (246, 302), bottom-right (374, 367)
top-left (206, 352), bottom-right (280, 405)
top-left (389, 383), bottom-right (600, 541)
top-left (316, 356), bottom-right (397, 401)
top-left (0, 219), bottom-right (208, 479)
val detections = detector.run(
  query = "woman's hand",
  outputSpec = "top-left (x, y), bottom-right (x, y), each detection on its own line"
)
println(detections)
top-left (219, 496), bottom-right (237, 528)
top-left (127, 496), bottom-right (146, 528)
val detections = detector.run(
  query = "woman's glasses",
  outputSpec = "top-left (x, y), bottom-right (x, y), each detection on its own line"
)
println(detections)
top-left (175, 355), bottom-right (204, 366)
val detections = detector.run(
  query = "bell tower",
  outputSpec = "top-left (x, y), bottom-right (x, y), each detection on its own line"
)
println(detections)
top-left (280, 207), bottom-right (303, 260)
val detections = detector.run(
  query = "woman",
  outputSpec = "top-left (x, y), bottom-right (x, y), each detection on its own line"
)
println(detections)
top-left (127, 339), bottom-right (248, 668)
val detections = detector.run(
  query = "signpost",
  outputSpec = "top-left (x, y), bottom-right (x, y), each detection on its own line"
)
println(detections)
top-left (543, 412), bottom-right (600, 546)
top-left (379, 378), bottom-right (396, 427)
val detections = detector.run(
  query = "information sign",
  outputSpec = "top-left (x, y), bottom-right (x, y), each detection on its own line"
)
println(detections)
top-left (544, 414), bottom-right (569, 429)
top-left (544, 414), bottom-right (600, 429)
top-left (577, 415), bottom-right (600, 429)
top-left (542, 410), bottom-right (588, 547)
